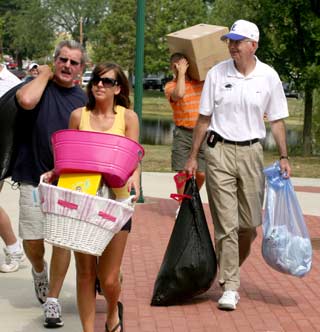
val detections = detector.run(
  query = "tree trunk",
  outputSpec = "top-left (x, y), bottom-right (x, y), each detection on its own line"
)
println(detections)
top-left (302, 86), bottom-right (313, 155)
top-left (16, 53), bottom-right (23, 70)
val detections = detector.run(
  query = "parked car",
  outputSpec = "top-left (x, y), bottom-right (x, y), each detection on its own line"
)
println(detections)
top-left (7, 62), bottom-right (18, 69)
top-left (73, 74), bottom-right (81, 86)
top-left (82, 71), bottom-right (92, 88)
top-left (143, 75), bottom-right (164, 91)
top-left (282, 82), bottom-right (299, 99)
top-left (9, 69), bottom-right (26, 80)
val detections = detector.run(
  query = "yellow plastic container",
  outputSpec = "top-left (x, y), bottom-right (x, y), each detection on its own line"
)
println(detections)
top-left (57, 173), bottom-right (102, 195)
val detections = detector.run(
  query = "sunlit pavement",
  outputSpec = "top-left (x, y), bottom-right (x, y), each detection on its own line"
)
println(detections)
top-left (0, 173), bottom-right (319, 332)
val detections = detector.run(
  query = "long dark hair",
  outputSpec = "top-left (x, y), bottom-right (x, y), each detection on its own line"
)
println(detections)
top-left (86, 62), bottom-right (130, 111)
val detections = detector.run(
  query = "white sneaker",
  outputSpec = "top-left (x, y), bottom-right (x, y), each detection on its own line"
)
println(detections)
top-left (0, 246), bottom-right (25, 273)
top-left (43, 299), bottom-right (64, 328)
top-left (32, 261), bottom-right (49, 304)
top-left (218, 290), bottom-right (240, 310)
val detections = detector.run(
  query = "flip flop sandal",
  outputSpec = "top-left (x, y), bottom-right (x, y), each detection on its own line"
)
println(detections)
top-left (105, 301), bottom-right (123, 332)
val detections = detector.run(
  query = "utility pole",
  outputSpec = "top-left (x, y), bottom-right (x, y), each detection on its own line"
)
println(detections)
top-left (134, 0), bottom-right (145, 203)
top-left (79, 17), bottom-right (83, 45)
top-left (79, 16), bottom-right (83, 86)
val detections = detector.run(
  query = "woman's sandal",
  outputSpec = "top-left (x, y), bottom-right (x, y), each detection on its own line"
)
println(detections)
top-left (105, 301), bottom-right (123, 332)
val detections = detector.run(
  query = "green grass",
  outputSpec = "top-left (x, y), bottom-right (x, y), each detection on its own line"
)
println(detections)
top-left (286, 98), bottom-right (304, 127)
top-left (139, 90), bottom-right (306, 124)
top-left (142, 144), bottom-right (320, 178)
top-left (138, 91), bottom-right (320, 177)
top-left (140, 90), bottom-right (172, 120)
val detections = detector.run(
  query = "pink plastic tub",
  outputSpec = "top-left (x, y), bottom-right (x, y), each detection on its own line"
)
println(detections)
top-left (52, 129), bottom-right (144, 188)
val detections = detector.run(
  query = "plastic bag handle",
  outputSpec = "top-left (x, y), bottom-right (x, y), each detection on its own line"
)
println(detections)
top-left (170, 193), bottom-right (192, 202)
top-left (173, 172), bottom-right (193, 189)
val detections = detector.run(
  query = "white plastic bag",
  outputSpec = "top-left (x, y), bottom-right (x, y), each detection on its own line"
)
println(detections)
top-left (262, 161), bottom-right (312, 277)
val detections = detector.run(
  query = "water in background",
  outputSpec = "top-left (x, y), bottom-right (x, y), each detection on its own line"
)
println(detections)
top-left (141, 118), bottom-right (174, 145)
top-left (141, 118), bottom-right (301, 150)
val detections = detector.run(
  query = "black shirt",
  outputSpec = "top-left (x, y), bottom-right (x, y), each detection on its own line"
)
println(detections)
top-left (12, 81), bottom-right (87, 185)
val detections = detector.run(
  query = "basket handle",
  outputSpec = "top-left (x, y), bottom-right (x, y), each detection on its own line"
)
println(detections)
top-left (170, 193), bottom-right (192, 202)
top-left (119, 195), bottom-right (136, 207)
top-left (98, 211), bottom-right (116, 222)
top-left (39, 174), bottom-right (45, 184)
top-left (58, 199), bottom-right (78, 210)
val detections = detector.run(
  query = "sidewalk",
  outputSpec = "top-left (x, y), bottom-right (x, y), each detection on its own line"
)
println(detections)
top-left (0, 173), bottom-right (320, 332)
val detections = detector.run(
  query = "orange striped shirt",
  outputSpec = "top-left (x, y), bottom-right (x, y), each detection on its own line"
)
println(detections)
top-left (164, 80), bottom-right (204, 128)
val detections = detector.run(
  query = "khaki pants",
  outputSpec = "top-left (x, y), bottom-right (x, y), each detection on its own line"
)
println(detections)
top-left (205, 141), bottom-right (265, 290)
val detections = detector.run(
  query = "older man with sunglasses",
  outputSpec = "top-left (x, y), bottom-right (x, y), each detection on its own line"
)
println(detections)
top-left (12, 40), bottom-right (87, 328)
top-left (185, 19), bottom-right (291, 310)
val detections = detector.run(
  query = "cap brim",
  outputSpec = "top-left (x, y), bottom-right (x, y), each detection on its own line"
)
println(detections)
top-left (29, 63), bottom-right (38, 70)
top-left (220, 33), bottom-right (246, 41)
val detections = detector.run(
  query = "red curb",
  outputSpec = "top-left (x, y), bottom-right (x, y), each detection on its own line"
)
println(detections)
top-left (294, 186), bottom-right (320, 193)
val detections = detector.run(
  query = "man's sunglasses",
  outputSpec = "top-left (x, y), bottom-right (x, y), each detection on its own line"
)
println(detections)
top-left (91, 76), bottom-right (119, 88)
top-left (58, 56), bottom-right (80, 66)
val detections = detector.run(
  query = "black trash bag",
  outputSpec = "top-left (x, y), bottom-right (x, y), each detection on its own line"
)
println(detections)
top-left (0, 82), bottom-right (25, 180)
top-left (151, 177), bottom-right (217, 306)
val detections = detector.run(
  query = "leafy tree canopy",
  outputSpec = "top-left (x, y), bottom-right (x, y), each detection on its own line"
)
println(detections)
top-left (210, 0), bottom-right (320, 154)
top-left (89, 0), bottom-right (136, 73)
top-left (42, 0), bottom-right (109, 46)
top-left (90, 0), bottom-right (210, 76)
top-left (0, 0), bottom-right (54, 65)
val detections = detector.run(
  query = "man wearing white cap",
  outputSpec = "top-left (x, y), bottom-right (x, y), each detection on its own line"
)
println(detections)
top-left (24, 63), bottom-right (39, 82)
top-left (185, 19), bottom-right (291, 310)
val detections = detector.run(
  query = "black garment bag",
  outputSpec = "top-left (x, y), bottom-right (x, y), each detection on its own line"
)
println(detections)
top-left (0, 82), bottom-right (25, 180)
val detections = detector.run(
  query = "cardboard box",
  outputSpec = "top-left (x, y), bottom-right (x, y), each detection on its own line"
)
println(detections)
top-left (167, 24), bottom-right (230, 81)
top-left (58, 173), bottom-right (102, 195)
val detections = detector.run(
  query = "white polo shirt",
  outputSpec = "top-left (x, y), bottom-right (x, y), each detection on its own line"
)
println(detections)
top-left (200, 57), bottom-right (288, 141)
top-left (0, 64), bottom-right (21, 98)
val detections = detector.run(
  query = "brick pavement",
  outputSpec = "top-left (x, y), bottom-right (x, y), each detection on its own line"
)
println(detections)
top-left (95, 195), bottom-right (320, 332)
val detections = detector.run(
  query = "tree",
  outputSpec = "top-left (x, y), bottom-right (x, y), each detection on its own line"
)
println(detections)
top-left (144, 0), bottom-right (210, 75)
top-left (89, 0), bottom-right (136, 75)
top-left (314, 88), bottom-right (320, 154)
top-left (210, 0), bottom-right (320, 155)
top-left (90, 0), bottom-right (211, 77)
top-left (0, 0), bottom-right (54, 67)
top-left (42, 0), bottom-right (109, 47)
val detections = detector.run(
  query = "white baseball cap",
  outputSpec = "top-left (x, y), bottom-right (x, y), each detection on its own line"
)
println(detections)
top-left (221, 19), bottom-right (259, 42)
top-left (28, 62), bottom-right (38, 71)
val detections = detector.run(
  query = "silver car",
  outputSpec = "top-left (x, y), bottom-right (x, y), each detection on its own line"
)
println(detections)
top-left (82, 71), bottom-right (92, 88)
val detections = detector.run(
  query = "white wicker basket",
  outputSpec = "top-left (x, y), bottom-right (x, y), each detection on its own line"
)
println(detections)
top-left (38, 181), bottom-right (134, 256)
